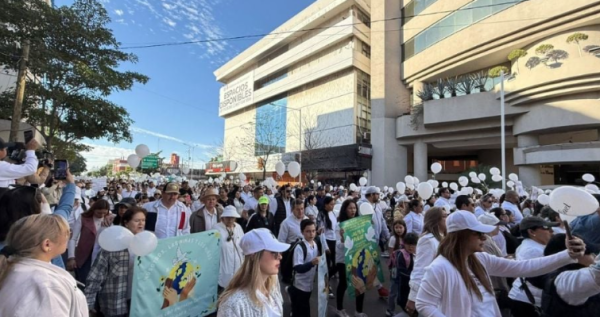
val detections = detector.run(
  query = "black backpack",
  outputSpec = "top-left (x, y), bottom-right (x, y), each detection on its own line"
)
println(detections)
top-left (280, 238), bottom-right (323, 285)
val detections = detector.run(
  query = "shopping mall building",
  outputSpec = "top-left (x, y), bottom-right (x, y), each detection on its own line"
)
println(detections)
top-left (215, 0), bottom-right (600, 186)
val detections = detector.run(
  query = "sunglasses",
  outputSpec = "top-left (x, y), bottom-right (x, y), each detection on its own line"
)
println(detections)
top-left (473, 231), bottom-right (486, 239)
top-left (269, 251), bottom-right (281, 259)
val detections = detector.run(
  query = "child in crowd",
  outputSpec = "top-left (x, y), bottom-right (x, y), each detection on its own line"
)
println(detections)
top-left (288, 219), bottom-right (320, 317)
top-left (387, 232), bottom-right (419, 317)
top-left (388, 220), bottom-right (407, 260)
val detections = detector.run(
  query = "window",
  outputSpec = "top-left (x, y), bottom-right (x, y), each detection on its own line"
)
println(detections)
top-left (356, 70), bottom-right (371, 143)
top-left (361, 41), bottom-right (371, 58)
top-left (255, 96), bottom-right (287, 156)
top-left (356, 9), bottom-right (370, 28)
top-left (402, 0), bottom-right (440, 25)
top-left (255, 69), bottom-right (288, 89)
top-left (402, 0), bottom-right (526, 60)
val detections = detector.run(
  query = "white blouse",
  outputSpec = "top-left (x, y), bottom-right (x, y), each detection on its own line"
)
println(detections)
top-left (215, 223), bottom-right (244, 288)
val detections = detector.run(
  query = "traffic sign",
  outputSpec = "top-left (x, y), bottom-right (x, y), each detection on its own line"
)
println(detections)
top-left (141, 155), bottom-right (159, 169)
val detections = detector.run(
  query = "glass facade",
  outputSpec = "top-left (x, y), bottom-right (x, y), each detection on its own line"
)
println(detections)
top-left (403, 0), bottom-right (526, 60)
top-left (255, 96), bottom-right (287, 156)
top-left (356, 70), bottom-right (371, 143)
top-left (402, 0), bottom-right (440, 25)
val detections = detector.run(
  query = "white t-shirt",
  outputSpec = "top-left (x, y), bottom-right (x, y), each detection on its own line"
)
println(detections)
top-left (388, 236), bottom-right (400, 250)
top-left (509, 238), bottom-right (546, 306)
top-left (470, 272), bottom-right (498, 317)
top-left (324, 211), bottom-right (337, 241)
top-left (293, 240), bottom-right (319, 293)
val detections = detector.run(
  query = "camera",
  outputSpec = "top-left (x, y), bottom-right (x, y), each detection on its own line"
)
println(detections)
top-left (6, 142), bottom-right (26, 164)
top-left (40, 150), bottom-right (54, 168)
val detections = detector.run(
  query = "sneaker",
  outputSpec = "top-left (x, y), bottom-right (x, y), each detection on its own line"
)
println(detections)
top-left (334, 308), bottom-right (350, 317)
top-left (354, 313), bottom-right (368, 317)
top-left (378, 287), bottom-right (390, 297)
top-left (381, 251), bottom-right (390, 258)
top-left (329, 286), bottom-right (335, 298)
top-left (385, 310), bottom-right (394, 317)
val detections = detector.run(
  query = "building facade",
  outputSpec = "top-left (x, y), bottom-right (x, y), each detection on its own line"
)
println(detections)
top-left (214, 0), bottom-right (373, 183)
top-left (371, 0), bottom-right (600, 187)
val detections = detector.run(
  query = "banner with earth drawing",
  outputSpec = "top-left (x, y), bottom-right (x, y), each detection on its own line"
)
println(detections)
top-left (340, 215), bottom-right (384, 299)
top-left (130, 231), bottom-right (220, 317)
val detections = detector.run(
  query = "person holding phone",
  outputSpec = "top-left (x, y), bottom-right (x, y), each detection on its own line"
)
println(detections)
top-left (0, 137), bottom-right (40, 194)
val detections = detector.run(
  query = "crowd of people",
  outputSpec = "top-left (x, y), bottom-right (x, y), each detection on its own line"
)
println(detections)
top-left (0, 139), bottom-right (599, 317)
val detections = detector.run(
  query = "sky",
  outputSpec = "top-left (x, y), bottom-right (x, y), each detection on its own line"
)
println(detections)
top-left (54, 0), bottom-right (314, 170)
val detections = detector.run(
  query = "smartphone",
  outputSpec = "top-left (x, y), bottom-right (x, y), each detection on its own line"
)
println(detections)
top-left (564, 220), bottom-right (573, 240)
top-left (24, 130), bottom-right (33, 144)
top-left (54, 160), bottom-right (68, 180)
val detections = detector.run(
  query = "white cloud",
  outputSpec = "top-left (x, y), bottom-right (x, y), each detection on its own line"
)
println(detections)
top-left (81, 143), bottom-right (135, 170)
top-left (163, 17), bottom-right (176, 27)
top-left (114, 9), bottom-right (124, 16)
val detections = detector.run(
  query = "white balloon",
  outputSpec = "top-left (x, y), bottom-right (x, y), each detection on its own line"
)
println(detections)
top-left (209, 177), bottom-right (214, 183)
top-left (549, 186), bottom-right (599, 216)
top-left (318, 182), bottom-right (322, 187)
top-left (490, 167), bottom-right (501, 175)
top-left (475, 189), bottom-right (483, 195)
top-left (458, 176), bottom-right (469, 187)
top-left (507, 180), bottom-right (515, 188)
top-left (407, 184), bottom-right (415, 190)
top-left (359, 202), bottom-right (374, 215)
top-left (339, 186), bottom-right (344, 190)
top-left (221, 172), bottom-right (226, 179)
top-left (478, 173), bottom-right (487, 182)
top-left (537, 194), bottom-right (550, 205)
top-left (311, 180), bottom-right (315, 184)
top-left (238, 173), bottom-right (246, 181)
top-left (431, 162), bottom-right (442, 174)
top-left (350, 183), bottom-right (358, 191)
top-left (128, 231), bottom-right (158, 256)
top-left (405, 175), bottom-right (414, 185)
top-left (417, 182), bottom-right (434, 200)
top-left (383, 186), bottom-right (388, 192)
top-left (469, 172), bottom-right (477, 178)
top-left (275, 161), bottom-right (285, 176)
top-left (127, 154), bottom-right (140, 169)
top-left (229, 175), bottom-right (234, 180)
top-left (359, 177), bottom-right (367, 186)
top-left (585, 184), bottom-right (599, 193)
top-left (413, 177), bottom-right (420, 186)
top-left (492, 175), bottom-right (503, 182)
top-left (288, 161), bottom-right (301, 178)
top-left (181, 167), bottom-right (190, 174)
top-left (465, 187), bottom-right (474, 195)
top-left (388, 187), bottom-right (394, 194)
top-left (492, 189), bottom-right (505, 199)
top-left (449, 182), bottom-right (458, 191)
top-left (98, 226), bottom-right (134, 252)
top-left (135, 144), bottom-right (150, 159)
top-left (508, 173), bottom-right (519, 182)
top-left (442, 182), bottom-right (448, 188)
top-left (582, 173), bottom-right (595, 183)
top-left (396, 182), bottom-right (406, 193)
top-left (471, 177), bottom-right (481, 184)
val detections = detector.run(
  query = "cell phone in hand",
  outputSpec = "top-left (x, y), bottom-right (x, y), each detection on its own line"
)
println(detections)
top-left (24, 130), bottom-right (33, 144)
top-left (54, 160), bottom-right (68, 180)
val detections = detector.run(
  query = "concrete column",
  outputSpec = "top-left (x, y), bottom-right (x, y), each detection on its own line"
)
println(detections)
top-left (414, 141), bottom-right (428, 181)
top-left (517, 135), bottom-right (541, 186)
top-left (370, 0), bottom-right (410, 186)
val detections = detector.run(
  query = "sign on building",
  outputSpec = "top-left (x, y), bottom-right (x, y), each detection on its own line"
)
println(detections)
top-left (205, 161), bottom-right (237, 174)
top-left (141, 155), bottom-right (159, 169)
top-left (218, 72), bottom-right (254, 116)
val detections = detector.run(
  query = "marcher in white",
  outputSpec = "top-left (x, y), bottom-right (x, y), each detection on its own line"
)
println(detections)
top-left (143, 183), bottom-right (191, 239)
top-left (434, 187), bottom-right (453, 212)
top-left (0, 138), bottom-right (39, 190)
top-left (415, 210), bottom-right (585, 317)
top-left (215, 206), bottom-right (244, 291)
top-left (278, 200), bottom-right (307, 244)
top-left (501, 190), bottom-right (524, 224)
top-left (217, 228), bottom-right (289, 317)
top-left (404, 199), bottom-right (424, 235)
top-left (475, 194), bottom-right (494, 217)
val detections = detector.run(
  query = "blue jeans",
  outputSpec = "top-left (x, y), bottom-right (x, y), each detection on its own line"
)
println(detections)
top-left (388, 277), bottom-right (399, 312)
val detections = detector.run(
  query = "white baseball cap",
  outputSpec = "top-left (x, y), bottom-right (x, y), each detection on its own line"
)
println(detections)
top-left (221, 206), bottom-right (240, 218)
top-left (447, 210), bottom-right (496, 233)
top-left (240, 228), bottom-right (290, 255)
top-left (478, 212), bottom-right (501, 226)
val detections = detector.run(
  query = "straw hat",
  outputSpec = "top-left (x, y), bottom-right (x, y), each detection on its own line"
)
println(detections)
top-left (201, 188), bottom-right (219, 202)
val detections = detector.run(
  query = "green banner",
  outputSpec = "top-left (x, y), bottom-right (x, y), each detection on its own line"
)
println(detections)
top-left (340, 215), bottom-right (384, 298)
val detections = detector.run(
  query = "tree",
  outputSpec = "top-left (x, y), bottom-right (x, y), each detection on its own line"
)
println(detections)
top-left (535, 44), bottom-right (555, 55)
top-left (0, 0), bottom-right (149, 153)
top-left (488, 66), bottom-right (510, 78)
top-left (236, 108), bottom-right (287, 181)
top-left (566, 32), bottom-right (589, 57)
top-left (507, 49), bottom-right (528, 74)
top-left (545, 49), bottom-right (569, 66)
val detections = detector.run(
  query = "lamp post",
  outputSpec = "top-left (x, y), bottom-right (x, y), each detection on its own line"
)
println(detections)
top-left (500, 71), bottom-right (506, 192)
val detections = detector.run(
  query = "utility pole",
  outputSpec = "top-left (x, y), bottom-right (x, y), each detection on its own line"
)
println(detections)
top-left (9, 40), bottom-right (31, 142)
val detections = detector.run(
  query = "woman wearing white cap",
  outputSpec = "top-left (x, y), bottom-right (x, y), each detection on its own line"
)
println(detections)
top-left (415, 210), bottom-right (586, 317)
top-left (214, 206), bottom-right (244, 292)
top-left (218, 228), bottom-right (290, 317)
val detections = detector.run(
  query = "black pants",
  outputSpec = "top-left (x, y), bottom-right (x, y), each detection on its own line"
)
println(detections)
top-left (289, 285), bottom-right (312, 317)
top-left (336, 263), bottom-right (364, 312)
top-left (326, 239), bottom-right (336, 278)
top-left (510, 299), bottom-right (540, 317)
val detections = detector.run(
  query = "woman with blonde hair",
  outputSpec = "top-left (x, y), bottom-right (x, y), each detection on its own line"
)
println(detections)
top-left (405, 207), bottom-right (448, 314)
top-left (218, 228), bottom-right (289, 317)
top-left (0, 214), bottom-right (88, 317)
top-left (415, 211), bottom-right (586, 317)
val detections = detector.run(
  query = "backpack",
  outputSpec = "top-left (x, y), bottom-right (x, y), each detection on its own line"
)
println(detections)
top-left (280, 238), bottom-right (323, 285)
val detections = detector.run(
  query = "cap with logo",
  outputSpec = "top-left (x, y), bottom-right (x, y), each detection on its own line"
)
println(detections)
top-left (240, 228), bottom-right (290, 255)
top-left (519, 216), bottom-right (559, 231)
top-left (258, 196), bottom-right (269, 205)
top-left (447, 210), bottom-right (497, 233)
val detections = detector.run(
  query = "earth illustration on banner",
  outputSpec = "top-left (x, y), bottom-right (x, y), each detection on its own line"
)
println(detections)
top-left (157, 247), bottom-right (202, 309)
top-left (349, 248), bottom-right (378, 293)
